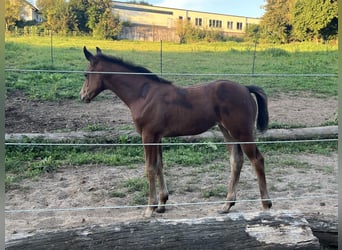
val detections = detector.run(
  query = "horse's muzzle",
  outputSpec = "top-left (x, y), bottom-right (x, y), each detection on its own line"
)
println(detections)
top-left (80, 93), bottom-right (91, 103)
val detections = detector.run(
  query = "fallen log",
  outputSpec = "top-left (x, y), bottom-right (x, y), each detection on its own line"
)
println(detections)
top-left (5, 210), bottom-right (320, 250)
top-left (258, 125), bottom-right (338, 141)
top-left (305, 214), bottom-right (338, 248)
top-left (4, 126), bottom-right (338, 143)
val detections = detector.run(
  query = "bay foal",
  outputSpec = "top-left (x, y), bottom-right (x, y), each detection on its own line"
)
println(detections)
top-left (80, 47), bottom-right (272, 217)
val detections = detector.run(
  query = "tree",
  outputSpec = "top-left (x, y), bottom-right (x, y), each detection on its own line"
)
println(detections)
top-left (87, 0), bottom-right (122, 39)
top-left (68, 0), bottom-right (91, 34)
top-left (36, 0), bottom-right (70, 33)
top-left (5, 0), bottom-right (23, 31)
top-left (175, 19), bottom-right (192, 44)
top-left (260, 0), bottom-right (294, 43)
top-left (244, 24), bottom-right (261, 43)
top-left (93, 8), bottom-right (122, 39)
top-left (290, 0), bottom-right (337, 42)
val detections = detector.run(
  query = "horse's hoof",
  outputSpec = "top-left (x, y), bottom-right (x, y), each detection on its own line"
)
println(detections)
top-left (218, 209), bottom-right (230, 214)
top-left (262, 199), bottom-right (272, 210)
top-left (219, 201), bottom-right (235, 214)
top-left (156, 206), bottom-right (166, 213)
top-left (143, 208), bottom-right (154, 218)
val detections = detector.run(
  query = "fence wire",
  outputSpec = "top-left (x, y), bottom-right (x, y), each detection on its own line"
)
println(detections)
top-left (5, 194), bottom-right (338, 214)
top-left (4, 68), bottom-right (338, 78)
top-left (4, 138), bottom-right (338, 147)
top-left (5, 68), bottom-right (338, 215)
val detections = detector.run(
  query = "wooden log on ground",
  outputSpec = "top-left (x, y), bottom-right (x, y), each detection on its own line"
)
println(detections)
top-left (258, 125), bottom-right (338, 141)
top-left (4, 126), bottom-right (338, 143)
top-left (6, 210), bottom-right (320, 250)
top-left (305, 214), bottom-right (338, 248)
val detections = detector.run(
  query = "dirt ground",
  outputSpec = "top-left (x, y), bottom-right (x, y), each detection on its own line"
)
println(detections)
top-left (5, 90), bottom-right (338, 242)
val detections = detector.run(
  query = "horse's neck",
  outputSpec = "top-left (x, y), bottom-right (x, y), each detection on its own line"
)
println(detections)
top-left (104, 74), bottom-right (146, 107)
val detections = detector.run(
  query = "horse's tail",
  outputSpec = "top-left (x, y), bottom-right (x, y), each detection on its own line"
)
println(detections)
top-left (246, 85), bottom-right (269, 133)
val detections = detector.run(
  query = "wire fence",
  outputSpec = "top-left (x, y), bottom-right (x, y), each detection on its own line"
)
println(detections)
top-left (5, 194), bottom-right (338, 214)
top-left (4, 68), bottom-right (338, 78)
top-left (5, 68), bottom-right (338, 215)
top-left (4, 138), bottom-right (339, 147)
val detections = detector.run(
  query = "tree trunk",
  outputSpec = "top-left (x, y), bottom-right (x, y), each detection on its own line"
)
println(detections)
top-left (5, 210), bottom-right (323, 250)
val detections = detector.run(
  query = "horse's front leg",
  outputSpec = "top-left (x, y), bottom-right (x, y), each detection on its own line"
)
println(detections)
top-left (155, 144), bottom-right (169, 213)
top-left (142, 135), bottom-right (168, 217)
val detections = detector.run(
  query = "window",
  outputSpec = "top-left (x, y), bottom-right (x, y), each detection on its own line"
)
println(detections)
top-left (179, 16), bottom-right (183, 20)
top-left (227, 21), bottom-right (233, 29)
top-left (237, 22), bottom-right (243, 30)
top-left (195, 17), bottom-right (202, 26)
top-left (209, 19), bottom-right (222, 28)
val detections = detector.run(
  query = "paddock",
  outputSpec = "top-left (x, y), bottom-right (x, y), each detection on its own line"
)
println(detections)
top-left (5, 128), bottom-right (338, 249)
top-left (5, 42), bottom-right (338, 248)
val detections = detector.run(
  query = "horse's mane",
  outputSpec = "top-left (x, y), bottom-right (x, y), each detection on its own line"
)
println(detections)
top-left (97, 54), bottom-right (172, 84)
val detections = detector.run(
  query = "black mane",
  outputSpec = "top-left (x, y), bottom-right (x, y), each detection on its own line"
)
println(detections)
top-left (97, 54), bottom-right (172, 84)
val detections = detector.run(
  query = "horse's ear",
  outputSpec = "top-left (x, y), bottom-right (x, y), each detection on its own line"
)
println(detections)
top-left (96, 47), bottom-right (102, 55)
top-left (83, 46), bottom-right (94, 62)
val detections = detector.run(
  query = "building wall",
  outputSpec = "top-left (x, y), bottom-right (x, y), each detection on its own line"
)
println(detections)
top-left (21, 0), bottom-right (43, 23)
top-left (113, 1), bottom-right (260, 41)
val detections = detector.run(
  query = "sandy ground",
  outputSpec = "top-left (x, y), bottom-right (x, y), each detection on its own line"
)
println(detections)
top-left (5, 90), bottom-right (338, 242)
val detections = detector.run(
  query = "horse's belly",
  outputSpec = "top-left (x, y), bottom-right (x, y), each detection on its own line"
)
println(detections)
top-left (164, 117), bottom-right (217, 137)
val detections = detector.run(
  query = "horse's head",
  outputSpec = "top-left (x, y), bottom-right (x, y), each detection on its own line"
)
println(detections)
top-left (80, 46), bottom-right (106, 103)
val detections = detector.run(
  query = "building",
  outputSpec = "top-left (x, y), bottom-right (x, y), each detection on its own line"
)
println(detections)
top-left (21, 0), bottom-right (43, 23)
top-left (112, 1), bottom-right (260, 41)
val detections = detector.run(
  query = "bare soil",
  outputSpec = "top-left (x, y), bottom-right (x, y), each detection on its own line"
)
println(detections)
top-left (5, 91), bottom-right (338, 242)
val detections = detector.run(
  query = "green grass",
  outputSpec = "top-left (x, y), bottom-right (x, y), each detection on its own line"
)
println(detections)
top-left (5, 36), bottom-right (338, 101)
top-left (123, 178), bottom-right (149, 206)
top-left (5, 136), bottom-right (337, 188)
top-left (202, 185), bottom-right (227, 198)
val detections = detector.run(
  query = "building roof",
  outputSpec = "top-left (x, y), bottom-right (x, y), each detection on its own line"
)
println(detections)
top-left (112, 1), bottom-right (260, 20)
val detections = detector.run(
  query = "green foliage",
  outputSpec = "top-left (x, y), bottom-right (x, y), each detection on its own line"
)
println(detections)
top-left (124, 178), bottom-right (148, 193)
top-left (175, 19), bottom-right (228, 44)
top-left (244, 24), bottom-right (261, 43)
top-left (260, 0), bottom-right (293, 43)
top-left (261, 0), bottom-right (338, 43)
top-left (202, 185), bottom-right (227, 198)
top-left (36, 0), bottom-right (71, 33)
top-left (124, 178), bottom-right (149, 205)
top-left (68, 0), bottom-right (91, 34)
top-left (291, 0), bottom-right (338, 41)
top-left (5, 0), bottom-right (22, 31)
top-left (92, 11), bottom-right (122, 40)
top-left (35, 0), bottom-right (123, 39)
top-left (81, 0), bottom-right (123, 39)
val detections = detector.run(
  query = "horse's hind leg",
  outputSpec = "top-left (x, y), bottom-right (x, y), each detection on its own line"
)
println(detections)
top-left (221, 144), bottom-right (244, 213)
top-left (241, 143), bottom-right (272, 210)
top-left (219, 125), bottom-right (244, 213)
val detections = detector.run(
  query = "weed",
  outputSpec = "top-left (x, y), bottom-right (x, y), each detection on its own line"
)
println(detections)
top-left (110, 191), bottom-right (126, 198)
top-left (261, 48), bottom-right (290, 57)
top-left (124, 178), bottom-right (148, 193)
top-left (202, 185), bottom-right (227, 198)
top-left (124, 178), bottom-right (149, 206)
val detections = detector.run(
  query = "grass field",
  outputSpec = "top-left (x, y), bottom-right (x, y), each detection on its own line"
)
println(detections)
top-left (5, 36), bottom-right (338, 100)
top-left (5, 36), bottom-right (338, 187)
